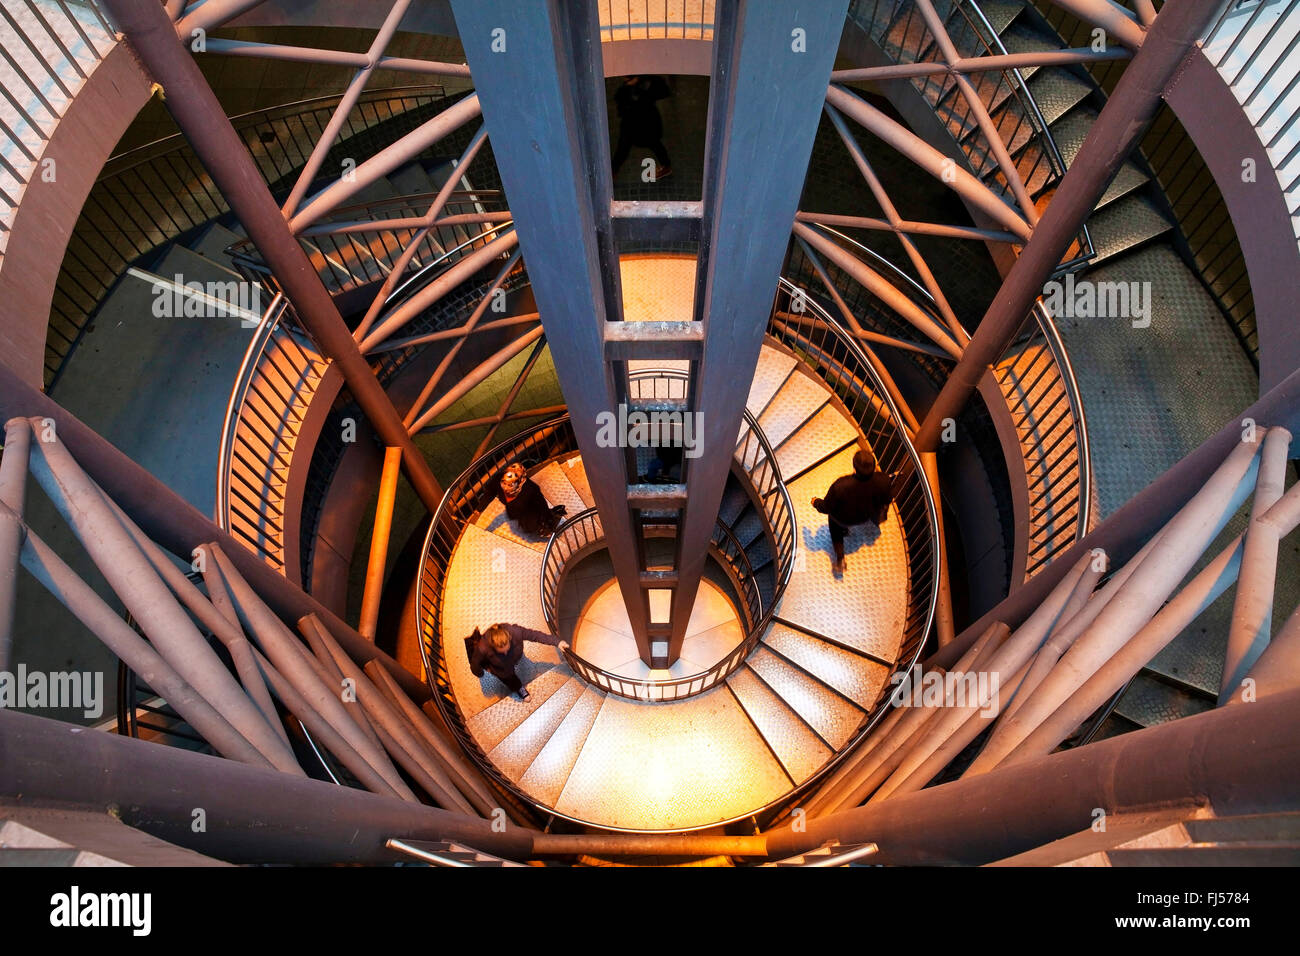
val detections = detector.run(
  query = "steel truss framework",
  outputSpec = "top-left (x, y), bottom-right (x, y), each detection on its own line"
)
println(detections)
top-left (3, 0), bottom-right (1297, 862)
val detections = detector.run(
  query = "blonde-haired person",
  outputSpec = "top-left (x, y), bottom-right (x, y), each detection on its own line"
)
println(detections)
top-left (466, 623), bottom-right (569, 701)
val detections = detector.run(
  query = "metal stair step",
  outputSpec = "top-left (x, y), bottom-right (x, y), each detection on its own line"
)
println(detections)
top-left (997, 18), bottom-right (1060, 82)
top-left (746, 346), bottom-right (799, 419)
top-left (774, 402), bottom-right (862, 480)
top-left (764, 621), bottom-right (890, 706)
top-left (486, 675), bottom-right (585, 779)
top-left (1048, 110), bottom-right (1151, 207)
top-left (727, 666), bottom-right (832, 783)
top-left (978, 0), bottom-right (1028, 35)
top-left (465, 666), bottom-right (571, 751)
top-left (1113, 669), bottom-right (1213, 729)
top-left (756, 369), bottom-right (832, 447)
top-left (747, 645), bottom-right (865, 750)
top-left (1025, 66), bottom-right (1093, 126)
top-left (518, 686), bottom-right (606, 807)
top-left (1083, 194), bottom-right (1176, 263)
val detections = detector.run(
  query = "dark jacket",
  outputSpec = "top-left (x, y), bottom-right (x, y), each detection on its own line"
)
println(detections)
top-left (614, 76), bottom-right (669, 143)
top-left (498, 476), bottom-right (558, 536)
top-left (468, 623), bottom-right (553, 684)
top-left (813, 470), bottom-right (894, 527)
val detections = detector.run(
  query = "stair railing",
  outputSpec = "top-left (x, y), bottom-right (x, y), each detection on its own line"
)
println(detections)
top-left (534, 367), bottom-right (796, 702)
top-left (0, 0), bottom-right (115, 243)
top-left (539, 505), bottom-right (766, 702)
top-left (847, 0), bottom-right (1094, 270)
top-left (785, 229), bottom-right (1091, 580)
top-left (46, 85), bottom-right (449, 389)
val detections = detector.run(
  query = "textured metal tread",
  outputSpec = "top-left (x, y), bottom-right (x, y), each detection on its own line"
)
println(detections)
top-left (727, 666), bottom-right (831, 784)
top-left (747, 645), bottom-right (865, 751)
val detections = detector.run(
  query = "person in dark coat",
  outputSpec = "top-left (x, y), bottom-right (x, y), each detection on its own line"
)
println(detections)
top-left (466, 623), bottom-right (568, 701)
top-left (497, 463), bottom-right (566, 537)
top-left (811, 448), bottom-right (894, 573)
top-left (611, 74), bottom-right (672, 180)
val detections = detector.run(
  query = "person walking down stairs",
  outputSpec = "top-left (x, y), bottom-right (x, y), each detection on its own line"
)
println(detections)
top-left (611, 74), bottom-right (673, 181)
top-left (466, 624), bottom-right (569, 702)
top-left (496, 463), bottom-right (567, 537)
top-left (811, 449), bottom-right (894, 575)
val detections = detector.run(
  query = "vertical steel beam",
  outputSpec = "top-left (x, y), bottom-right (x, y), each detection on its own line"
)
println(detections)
top-left (99, 0), bottom-right (445, 513)
top-left (358, 446), bottom-right (402, 641)
top-left (669, 0), bottom-right (848, 655)
top-left (914, 0), bottom-right (1221, 452)
top-left (0, 418), bottom-right (30, 669)
top-left (449, 0), bottom-right (654, 656)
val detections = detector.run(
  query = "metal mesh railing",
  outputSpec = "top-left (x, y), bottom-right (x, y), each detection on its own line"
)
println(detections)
top-left (0, 0), bottom-right (115, 252)
top-left (598, 0), bottom-right (715, 40)
top-left (538, 506), bottom-right (766, 702)
top-left (533, 367), bottom-right (797, 702)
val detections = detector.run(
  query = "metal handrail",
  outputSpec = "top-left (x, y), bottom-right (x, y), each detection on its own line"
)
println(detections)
top-left (538, 505), bottom-right (767, 703)
top-left (847, 0), bottom-right (1094, 270)
top-left (45, 84), bottom-right (451, 388)
top-left (216, 209), bottom-right (519, 575)
top-left (534, 368), bottom-right (796, 702)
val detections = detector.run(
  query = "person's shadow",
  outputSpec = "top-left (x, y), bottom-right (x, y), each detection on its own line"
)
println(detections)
top-left (802, 520), bottom-right (881, 579)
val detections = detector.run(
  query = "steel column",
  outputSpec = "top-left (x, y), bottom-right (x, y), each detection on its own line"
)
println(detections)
top-left (927, 363), bottom-right (1300, 674)
top-left (100, 0), bottom-right (445, 514)
top-left (668, 0), bottom-right (849, 656)
top-left (913, 0), bottom-right (1221, 452)
top-left (765, 686), bottom-right (1300, 866)
top-left (358, 446), bottom-right (402, 641)
top-left (449, 0), bottom-right (656, 657)
top-left (0, 417), bottom-right (29, 669)
top-left (0, 360), bottom-right (429, 702)
top-left (0, 708), bottom-right (533, 865)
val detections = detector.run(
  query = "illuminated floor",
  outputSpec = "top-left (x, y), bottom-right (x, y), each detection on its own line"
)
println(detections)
top-left (435, 331), bottom-right (908, 829)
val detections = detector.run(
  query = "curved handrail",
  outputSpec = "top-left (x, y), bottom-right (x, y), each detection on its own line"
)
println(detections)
top-left (47, 84), bottom-right (452, 388)
top-left (539, 506), bottom-right (766, 702)
top-left (847, 0), bottom-right (1093, 269)
top-left (216, 196), bottom-right (520, 573)
top-left (534, 369), bottom-right (796, 702)
top-left (790, 225), bottom-right (1092, 575)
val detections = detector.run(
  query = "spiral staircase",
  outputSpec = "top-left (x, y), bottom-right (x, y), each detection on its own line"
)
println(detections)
top-left (0, 0), bottom-right (1298, 868)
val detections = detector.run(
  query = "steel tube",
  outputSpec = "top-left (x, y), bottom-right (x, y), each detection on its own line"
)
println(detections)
top-left (364, 660), bottom-right (498, 816)
top-left (210, 545), bottom-right (416, 800)
top-left (0, 417), bottom-right (30, 669)
top-left (26, 424), bottom-right (300, 774)
top-left (300, 615), bottom-right (472, 813)
top-left (964, 436), bottom-right (1264, 772)
top-left (825, 84), bottom-right (1033, 241)
top-left (101, 0), bottom-right (446, 515)
top-left (764, 687), bottom-right (1300, 865)
top-left (926, 364), bottom-right (1300, 674)
top-left (0, 346), bottom-right (430, 704)
top-left (10, 512), bottom-right (272, 770)
top-left (1235, 601), bottom-right (1300, 704)
top-left (358, 446), bottom-right (402, 641)
top-left (1008, 482), bottom-right (1300, 759)
top-left (1220, 427), bottom-right (1293, 699)
top-left (914, 0), bottom-right (1220, 451)
top-left (0, 708), bottom-right (532, 865)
